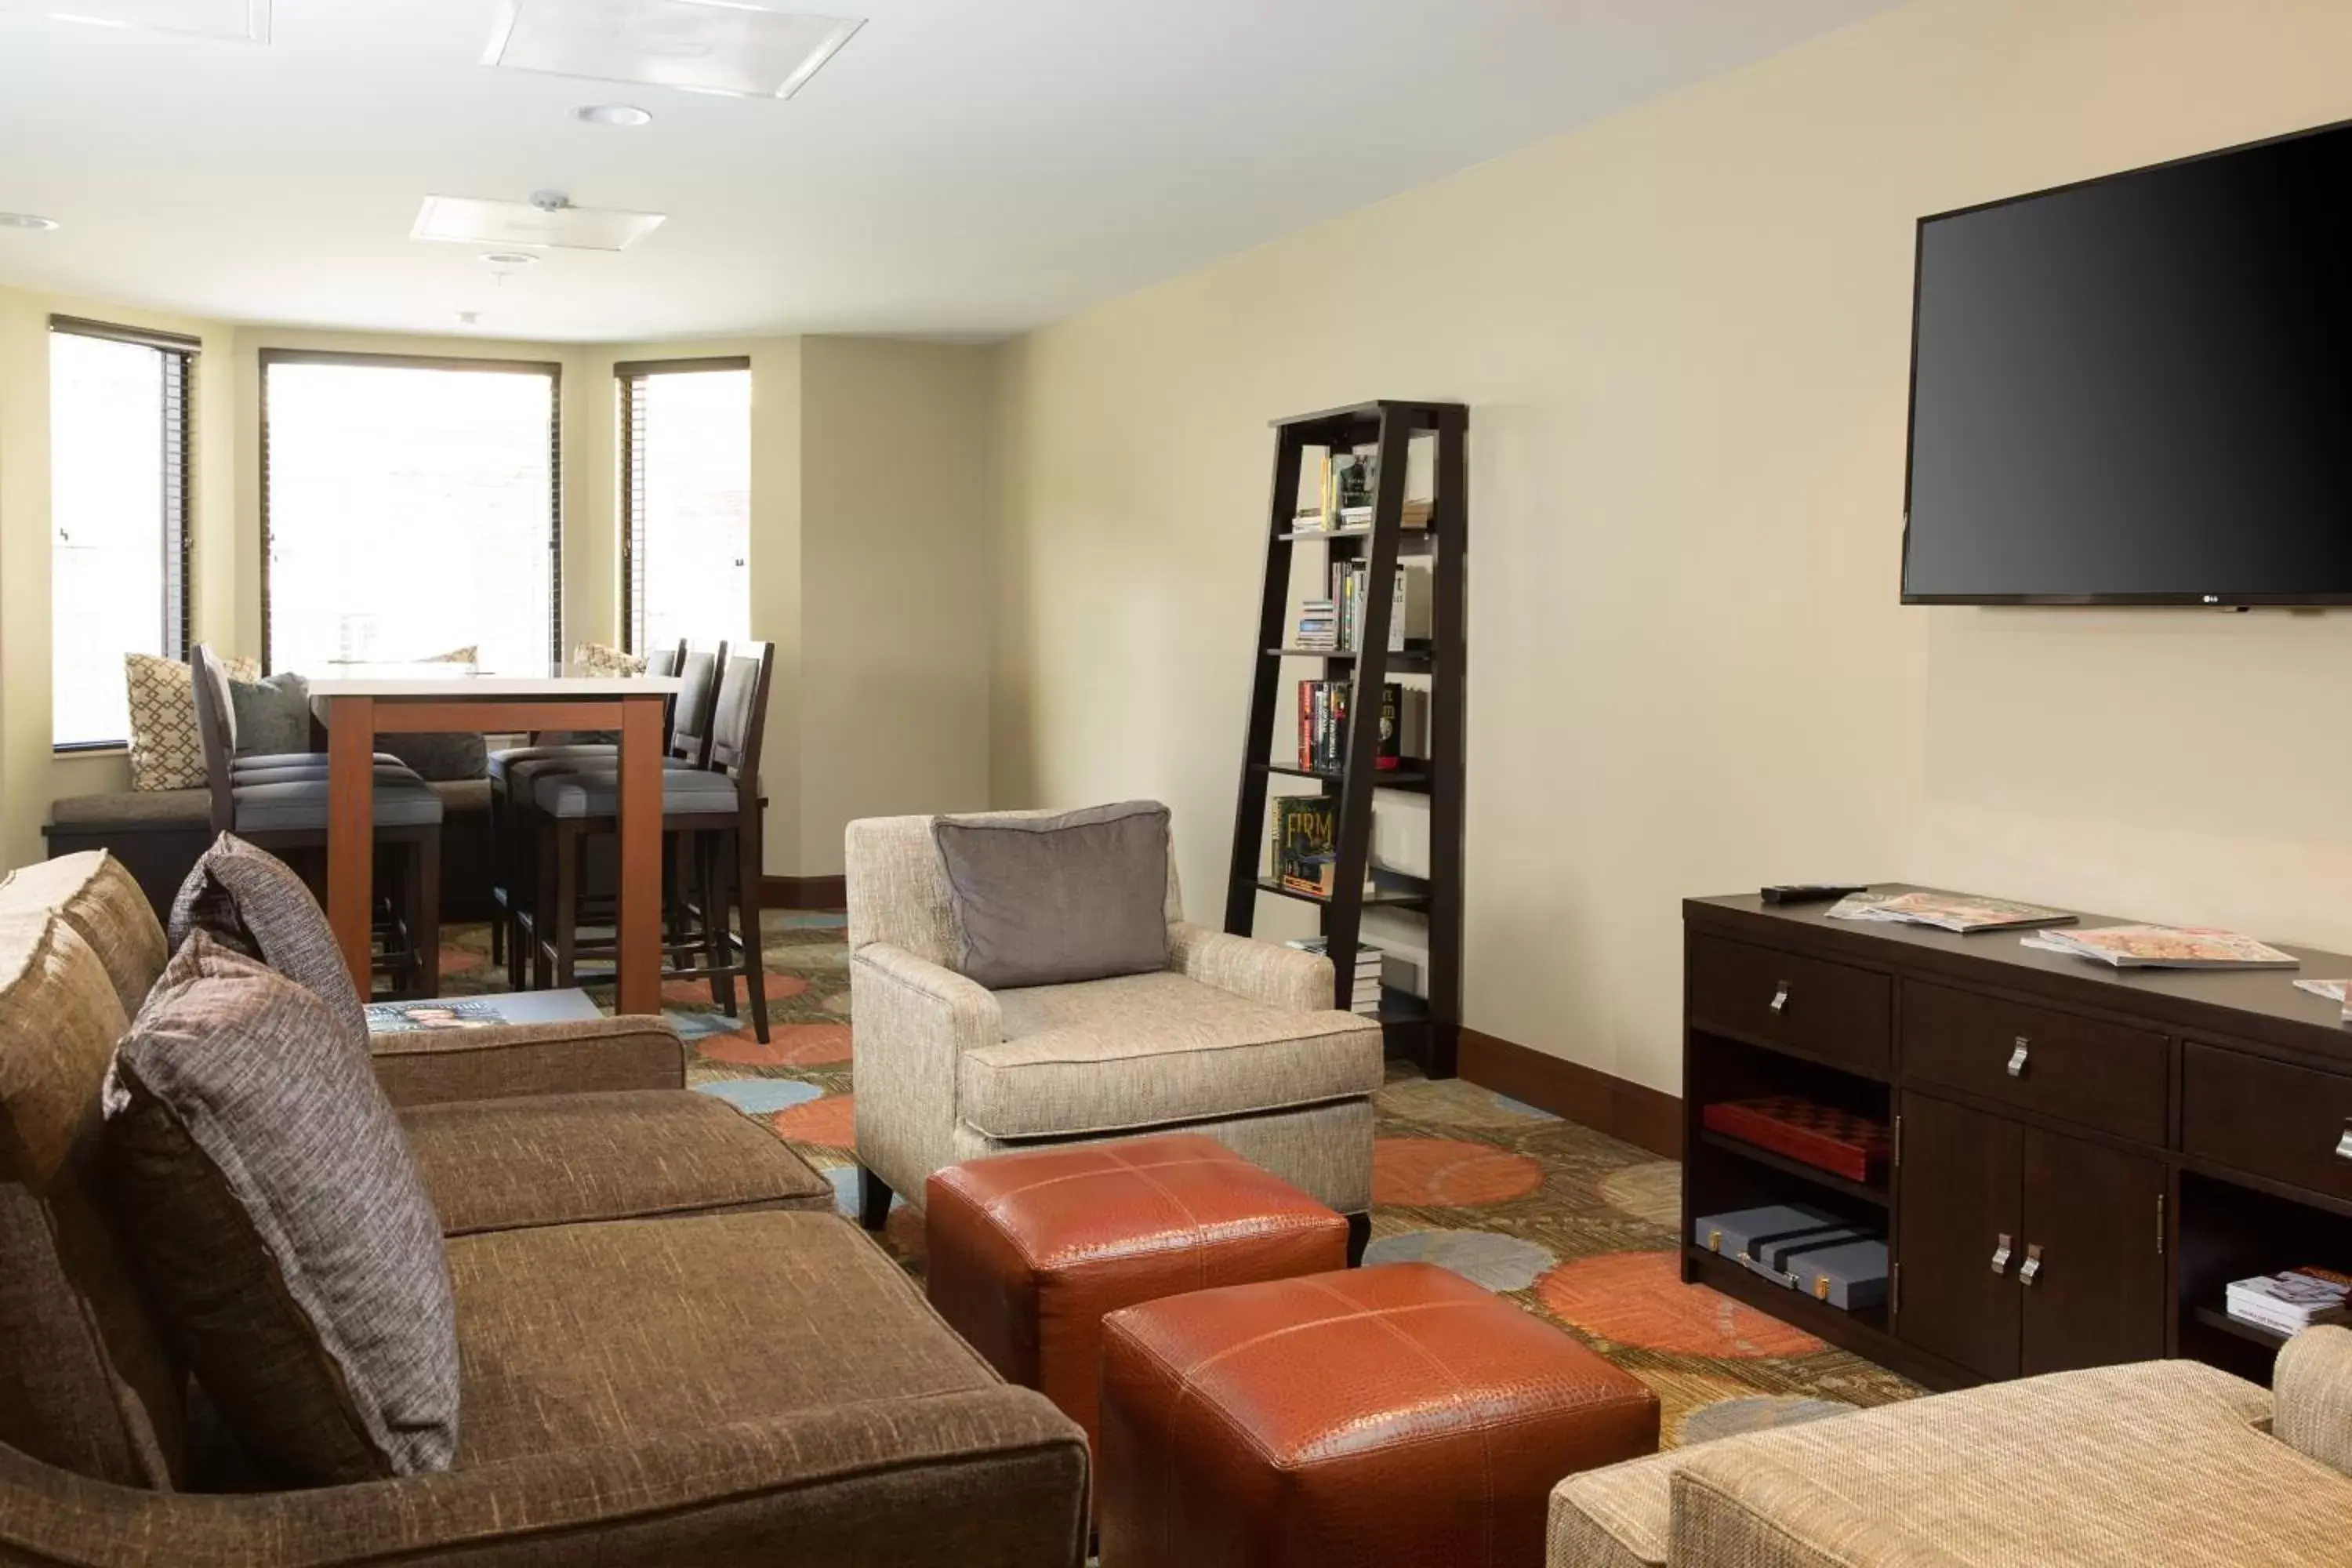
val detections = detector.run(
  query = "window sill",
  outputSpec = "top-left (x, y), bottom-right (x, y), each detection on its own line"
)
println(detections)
top-left (53, 744), bottom-right (130, 759)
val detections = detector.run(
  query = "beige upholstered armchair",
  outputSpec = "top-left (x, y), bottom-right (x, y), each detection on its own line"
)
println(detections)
top-left (845, 810), bottom-right (1384, 1254)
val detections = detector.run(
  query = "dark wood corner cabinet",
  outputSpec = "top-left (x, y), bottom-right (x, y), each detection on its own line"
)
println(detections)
top-left (1682, 887), bottom-right (2352, 1392)
top-left (1223, 401), bottom-right (1467, 1078)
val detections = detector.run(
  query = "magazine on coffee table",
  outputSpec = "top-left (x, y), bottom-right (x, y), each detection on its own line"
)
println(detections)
top-left (2020, 924), bottom-right (2299, 971)
top-left (366, 998), bottom-right (510, 1033)
top-left (1825, 889), bottom-right (2076, 935)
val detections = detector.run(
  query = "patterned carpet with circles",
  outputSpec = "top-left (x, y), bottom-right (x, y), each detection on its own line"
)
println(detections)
top-left (441, 910), bottom-right (1922, 1446)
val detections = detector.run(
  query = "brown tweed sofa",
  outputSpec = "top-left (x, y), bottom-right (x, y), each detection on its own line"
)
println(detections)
top-left (0, 851), bottom-right (1090, 1567)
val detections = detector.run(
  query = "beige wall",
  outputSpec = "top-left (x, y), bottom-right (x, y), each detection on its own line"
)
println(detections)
top-left (991, 0), bottom-right (2352, 1096)
top-left (797, 336), bottom-right (996, 875)
top-left (0, 299), bottom-right (994, 880)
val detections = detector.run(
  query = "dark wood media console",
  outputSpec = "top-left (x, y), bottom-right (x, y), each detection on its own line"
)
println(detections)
top-left (1682, 887), bottom-right (2352, 1392)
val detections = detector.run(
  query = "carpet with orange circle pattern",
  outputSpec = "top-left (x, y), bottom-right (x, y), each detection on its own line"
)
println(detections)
top-left (439, 912), bottom-right (1920, 1446)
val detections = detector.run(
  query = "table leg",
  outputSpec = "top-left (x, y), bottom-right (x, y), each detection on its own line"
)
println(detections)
top-left (615, 693), bottom-right (664, 1015)
top-left (326, 697), bottom-right (376, 998)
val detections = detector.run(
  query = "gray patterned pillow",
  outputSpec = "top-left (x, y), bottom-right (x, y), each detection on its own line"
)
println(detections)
top-left (100, 934), bottom-right (459, 1486)
top-left (932, 801), bottom-right (1173, 989)
top-left (227, 671), bottom-right (310, 758)
top-left (168, 835), bottom-right (368, 1051)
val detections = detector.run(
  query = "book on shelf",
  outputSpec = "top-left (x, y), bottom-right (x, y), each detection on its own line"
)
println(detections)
top-left (2020, 924), bottom-right (2299, 971)
top-left (2225, 1266), bottom-right (2352, 1334)
top-left (1290, 441), bottom-right (1436, 532)
top-left (1826, 890), bottom-right (2076, 934)
top-left (1293, 597), bottom-right (1338, 649)
top-left (1331, 561), bottom-right (1432, 652)
top-left (1267, 795), bottom-right (1374, 898)
top-left (1294, 679), bottom-right (1402, 771)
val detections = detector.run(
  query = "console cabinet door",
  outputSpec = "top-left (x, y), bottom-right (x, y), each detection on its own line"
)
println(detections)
top-left (2018, 1128), bottom-right (2166, 1376)
top-left (1895, 1093), bottom-right (2023, 1381)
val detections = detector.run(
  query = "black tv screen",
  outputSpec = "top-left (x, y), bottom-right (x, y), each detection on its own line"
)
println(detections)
top-left (1903, 119), bottom-right (2352, 604)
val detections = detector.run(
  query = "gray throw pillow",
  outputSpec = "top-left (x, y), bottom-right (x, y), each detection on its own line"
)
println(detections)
top-left (932, 801), bottom-right (1172, 989)
top-left (100, 934), bottom-right (459, 1486)
top-left (168, 834), bottom-right (368, 1051)
top-left (379, 732), bottom-right (487, 782)
top-left (227, 671), bottom-right (310, 758)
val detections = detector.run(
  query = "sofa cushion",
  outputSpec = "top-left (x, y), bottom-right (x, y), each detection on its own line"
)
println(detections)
top-left (1548, 1360), bottom-right (2305, 1568)
top-left (960, 969), bottom-right (1381, 1141)
top-left (125, 652), bottom-right (255, 792)
top-left (400, 1090), bottom-right (832, 1236)
top-left (0, 851), bottom-right (167, 1018)
top-left (933, 800), bottom-right (1172, 989)
top-left (446, 1209), bottom-right (1010, 1465)
top-left (0, 912), bottom-right (184, 1489)
top-left (48, 789), bottom-right (209, 830)
top-left (103, 935), bottom-right (459, 1486)
top-left (168, 833), bottom-right (367, 1050)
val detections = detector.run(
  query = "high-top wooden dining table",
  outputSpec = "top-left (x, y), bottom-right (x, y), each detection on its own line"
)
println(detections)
top-left (308, 676), bottom-right (687, 1016)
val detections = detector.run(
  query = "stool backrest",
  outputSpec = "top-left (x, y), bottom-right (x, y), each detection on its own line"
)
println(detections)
top-left (189, 644), bottom-right (237, 833)
top-left (668, 644), bottom-right (726, 766)
top-left (646, 639), bottom-right (688, 750)
top-left (707, 641), bottom-right (775, 790)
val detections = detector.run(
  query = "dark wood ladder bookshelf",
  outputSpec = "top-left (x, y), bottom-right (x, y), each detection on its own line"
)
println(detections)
top-left (1222, 400), bottom-right (1466, 1078)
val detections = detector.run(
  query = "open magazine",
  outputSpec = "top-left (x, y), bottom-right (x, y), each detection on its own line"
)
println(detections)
top-left (366, 999), bottom-right (510, 1033)
top-left (2020, 925), bottom-right (2298, 971)
top-left (1825, 890), bottom-right (2075, 935)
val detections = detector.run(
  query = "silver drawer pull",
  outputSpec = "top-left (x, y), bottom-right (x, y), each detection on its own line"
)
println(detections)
top-left (2336, 1122), bottom-right (2352, 1163)
top-left (2019, 1243), bottom-right (2043, 1287)
top-left (2007, 1037), bottom-right (2031, 1077)
top-left (1989, 1233), bottom-right (2012, 1275)
top-left (1769, 982), bottom-right (1790, 1015)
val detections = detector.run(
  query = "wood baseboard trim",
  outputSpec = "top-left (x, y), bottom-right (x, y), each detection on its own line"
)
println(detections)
top-left (1457, 1029), bottom-right (1682, 1160)
top-left (760, 874), bottom-right (848, 911)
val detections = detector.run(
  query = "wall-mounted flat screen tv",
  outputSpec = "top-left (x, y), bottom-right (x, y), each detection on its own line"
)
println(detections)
top-left (1903, 119), bottom-right (2352, 604)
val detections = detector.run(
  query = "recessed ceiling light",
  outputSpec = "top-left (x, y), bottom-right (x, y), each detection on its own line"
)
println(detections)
top-left (413, 194), bottom-right (664, 252)
top-left (0, 212), bottom-right (59, 231)
top-left (485, 1), bottom-right (863, 100)
top-left (572, 103), bottom-right (652, 128)
top-left (481, 251), bottom-right (539, 267)
top-left (5, 0), bottom-right (270, 42)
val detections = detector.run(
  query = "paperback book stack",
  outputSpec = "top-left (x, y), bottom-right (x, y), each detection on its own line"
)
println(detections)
top-left (2225, 1266), bottom-right (2352, 1337)
top-left (1285, 936), bottom-right (1385, 1014)
top-left (1293, 598), bottom-right (1338, 651)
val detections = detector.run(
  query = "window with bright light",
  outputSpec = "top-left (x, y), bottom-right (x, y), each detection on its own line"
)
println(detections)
top-left (619, 361), bottom-right (751, 654)
top-left (51, 321), bottom-right (192, 750)
top-left (262, 353), bottom-right (559, 674)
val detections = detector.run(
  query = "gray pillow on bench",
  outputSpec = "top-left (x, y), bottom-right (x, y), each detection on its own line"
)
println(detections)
top-left (932, 801), bottom-right (1171, 989)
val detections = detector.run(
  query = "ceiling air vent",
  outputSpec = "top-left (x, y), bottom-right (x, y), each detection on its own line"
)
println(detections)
top-left (412, 195), bottom-right (665, 253)
top-left (484, 0), bottom-right (862, 100)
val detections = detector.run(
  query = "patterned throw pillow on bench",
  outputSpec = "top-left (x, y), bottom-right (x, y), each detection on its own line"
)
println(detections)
top-left (124, 652), bottom-right (258, 791)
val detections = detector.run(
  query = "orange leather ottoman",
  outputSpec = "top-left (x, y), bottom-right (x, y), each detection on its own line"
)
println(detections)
top-left (924, 1134), bottom-right (1349, 1475)
top-left (1097, 1262), bottom-right (1660, 1568)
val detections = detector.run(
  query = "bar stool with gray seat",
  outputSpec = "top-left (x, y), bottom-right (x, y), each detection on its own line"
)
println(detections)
top-left (526, 641), bottom-right (775, 1039)
top-left (488, 644), bottom-right (712, 981)
top-left (191, 644), bottom-right (445, 997)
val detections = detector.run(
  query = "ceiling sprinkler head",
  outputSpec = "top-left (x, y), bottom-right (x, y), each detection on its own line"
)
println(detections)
top-left (528, 190), bottom-right (572, 213)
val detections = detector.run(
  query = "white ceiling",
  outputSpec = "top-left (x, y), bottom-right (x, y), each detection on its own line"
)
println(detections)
top-left (0, 0), bottom-right (1907, 343)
